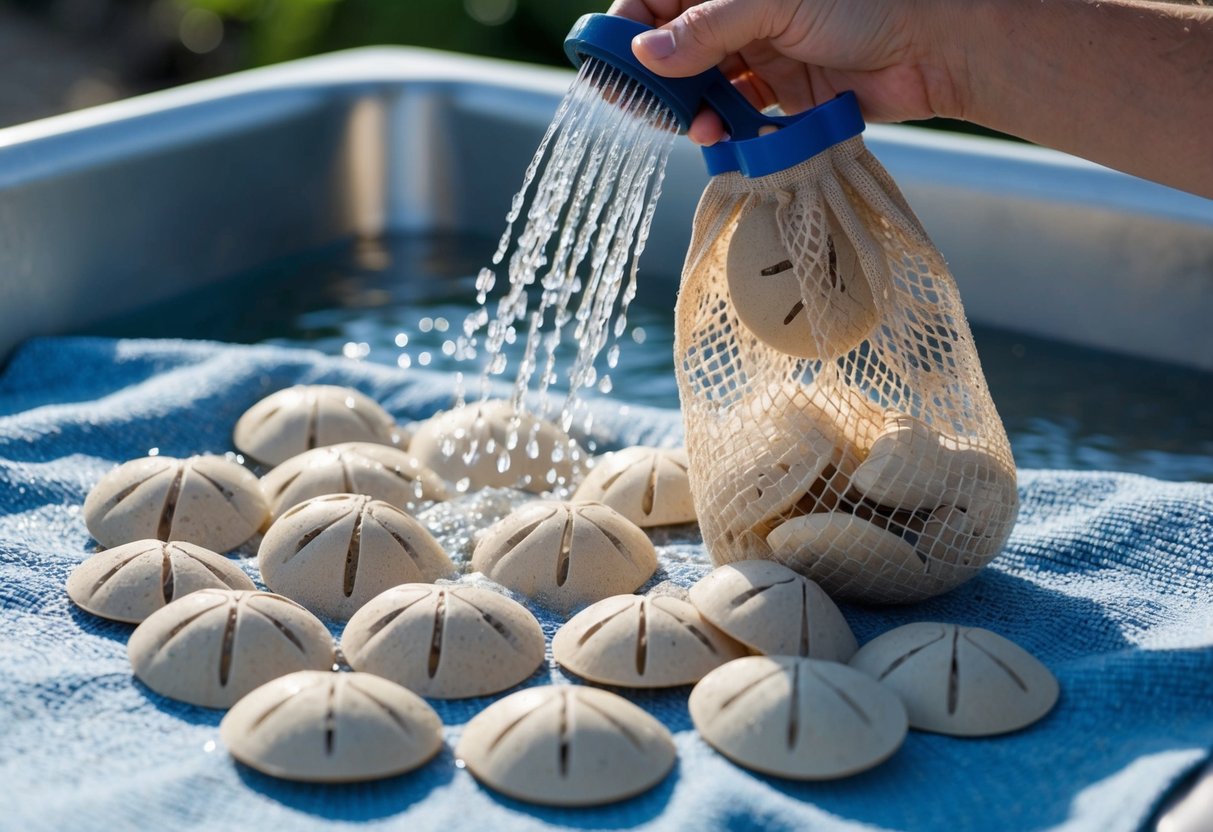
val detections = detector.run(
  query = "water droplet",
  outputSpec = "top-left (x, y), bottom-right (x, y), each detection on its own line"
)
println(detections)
top-left (497, 450), bottom-right (511, 473)
top-left (394, 332), bottom-right (409, 348)
top-left (397, 354), bottom-right (412, 369)
top-left (147, 447), bottom-right (160, 456)
top-left (455, 478), bottom-right (471, 493)
top-left (598, 376), bottom-right (613, 393)
top-left (419, 318), bottom-right (434, 333)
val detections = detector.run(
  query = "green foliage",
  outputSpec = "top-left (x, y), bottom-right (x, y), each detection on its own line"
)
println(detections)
top-left (176, 0), bottom-right (606, 67)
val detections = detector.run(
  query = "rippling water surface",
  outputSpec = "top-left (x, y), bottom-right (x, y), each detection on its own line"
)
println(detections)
top-left (89, 232), bottom-right (1213, 483)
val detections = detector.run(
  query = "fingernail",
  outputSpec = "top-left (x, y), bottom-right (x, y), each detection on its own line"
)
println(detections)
top-left (634, 29), bottom-right (675, 59)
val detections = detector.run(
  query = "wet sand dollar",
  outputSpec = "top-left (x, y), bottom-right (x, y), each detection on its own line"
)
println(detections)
top-left (260, 442), bottom-right (448, 520)
top-left (128, 589), bottom-right (334, 708)
top-left (687, 560), bottom-right (857, 661)
top-left (572, 446), bottom-right (695, 528)
top-left (83, 455), bottom-right (268, 552)
top-left (726, 200), bottom-right (878, 359)
top-left (472, 501), bottom-right (657, 612)
top-left (766, 511), bottom-right (935, 604)
top-left (234, 385), bottom-right (397, 466)
top-left (220, 671), bottom-right (443, 782)
top-left (342, 583), bottom-right (544, 698)
top-left (690, 656), bottom-right (907, 780)
top-left (258, 494), bottom-right (454, 621)
top-left (66, 539), bottom-right (255, 623)
top-left (455, 686), bottom-right (675, 806)
top-left (849, 622), bottom-right (1059, 736)
top-left (409, 400), bottom-right (583, 495)
top-left (552, 594), bottom-right (746, 688)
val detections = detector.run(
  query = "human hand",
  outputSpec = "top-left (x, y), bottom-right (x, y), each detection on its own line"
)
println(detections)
top-left (607, 0), bottom-right (965, 144)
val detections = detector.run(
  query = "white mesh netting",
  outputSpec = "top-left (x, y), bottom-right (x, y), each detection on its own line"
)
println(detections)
top-left (674, 136), bottom-right (1018, 604)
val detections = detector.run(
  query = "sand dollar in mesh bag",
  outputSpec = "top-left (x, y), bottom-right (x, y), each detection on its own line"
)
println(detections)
top-left (83, 455), bottom-right (268, 553)
top-left (260, 442), bottom-right (448, 520)
top-left (675, 136), bottom-right (1018, 603)
top-left (409, 399), bottom-right (584, 495)
top-left (234, 385), bottom-right (399, 466)
top-left (572, 446), bottom-right (695, 527)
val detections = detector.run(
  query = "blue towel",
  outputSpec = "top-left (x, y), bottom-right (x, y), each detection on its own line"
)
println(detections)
top-left (1, 336), bottom-right (1210, 832)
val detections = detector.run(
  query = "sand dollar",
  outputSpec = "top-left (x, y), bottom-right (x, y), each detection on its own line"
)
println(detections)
top-left (573, 446), bottom-right (695, 527)
top-left (66, 539), bottom-right (255, 623)
top-left (552, 594), bottom-right (745, 687)
top-left (83, 455), bottom-right (268, 552)
top-left (234, 385), bottom-right (398, 466)
top-left (127, 589), bottom-right (334, 708)
top-left (455, 686), bottom-right (675, 806)
top-left (765, 511), bottom-right (941, 604)
top-left (472, 500), bottom-right (657, 612)
top-left (849, 622), bottom-right (1059, 736)
top-left (850, 413), bottom-right (1016, 511)
top-left (409, 400), bottom-right (584, 495)
top-left (703, 381), bottom-right (864, 561)
top-left (260, 442), bottom-right (448, 520)
top-left (690, 655), bottom-right (907, 779)
top-left (726, 200), bottom-right (878, 359)
top-left (341, 583), bottom-right (544, 698)
top-left (219, 670), bottom-right (443, 782)
top-left (258, 494), bottom-right (454, 621)
top-left (687, 560), bottom-right (857, 660)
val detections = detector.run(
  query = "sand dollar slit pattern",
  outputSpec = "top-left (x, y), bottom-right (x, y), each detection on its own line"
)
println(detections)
top-left (83, 455), bottom-right (268, 553)
top-left (341, 583), bottom-right (545, 699)
top-left (219, 670), bottom-right (443, 782)
top-left (127, 588), bottom-right (335, 709)
top-left (66, 539), bottom-right (255, 623)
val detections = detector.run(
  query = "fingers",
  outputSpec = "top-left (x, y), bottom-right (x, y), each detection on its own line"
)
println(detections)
top-left (688, 108), bottom-right (728, 145)
top-left (632, 0), bottom-right (787, 78)
top-left (607, 0), bottom-right (698, 27)
top-left (606, 0), bottom-right (657, 26)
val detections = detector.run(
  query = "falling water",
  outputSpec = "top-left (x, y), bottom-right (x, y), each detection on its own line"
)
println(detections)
top-left (454, 59), bottom-right (678, 444)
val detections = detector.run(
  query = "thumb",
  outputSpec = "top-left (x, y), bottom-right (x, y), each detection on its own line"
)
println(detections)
top-left (631, 0), bottom-right (783, 78)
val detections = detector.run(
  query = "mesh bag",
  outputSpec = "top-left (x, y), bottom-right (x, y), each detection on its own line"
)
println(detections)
top-left (674, 136), bottom-right (1018, 604)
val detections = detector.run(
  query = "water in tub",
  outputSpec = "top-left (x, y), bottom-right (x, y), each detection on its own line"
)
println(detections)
top-left (84, 61), bottom-right (1213, 494)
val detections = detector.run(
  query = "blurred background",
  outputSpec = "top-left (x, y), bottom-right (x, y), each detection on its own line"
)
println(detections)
top-left (0, 0), bottom-right (605, 127)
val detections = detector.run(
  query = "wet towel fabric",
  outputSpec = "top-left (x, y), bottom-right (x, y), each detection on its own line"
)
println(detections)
top-left (1, 336), bottom-right (1210, 832)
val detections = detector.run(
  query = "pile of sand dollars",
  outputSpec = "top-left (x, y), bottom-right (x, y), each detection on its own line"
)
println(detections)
top-left (67, 384), bottom-right (1059, 806)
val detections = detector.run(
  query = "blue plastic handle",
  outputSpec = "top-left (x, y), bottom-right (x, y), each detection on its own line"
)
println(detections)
top-left (564, 13), bottom-right (864, 178)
